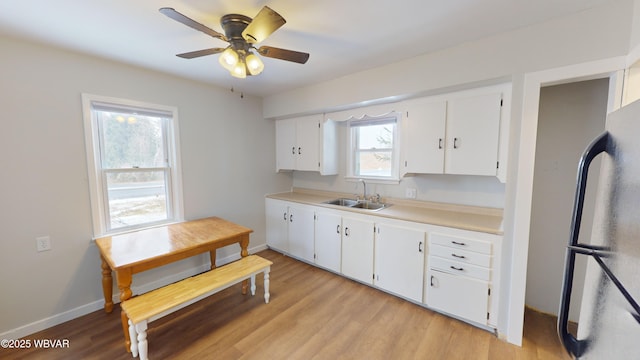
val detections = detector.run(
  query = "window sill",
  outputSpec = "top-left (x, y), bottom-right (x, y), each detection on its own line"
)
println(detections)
top-left (345, 176), bottom-right (400, 185)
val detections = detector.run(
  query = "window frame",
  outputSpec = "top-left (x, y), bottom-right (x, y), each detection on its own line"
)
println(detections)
top-left (82, 94), bottom-right (184, 237)
top-left (346, 112), bottom-right (401, 183)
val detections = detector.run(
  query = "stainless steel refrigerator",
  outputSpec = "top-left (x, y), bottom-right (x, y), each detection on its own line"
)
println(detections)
top-left (558, 99), bottom-right (640, 358)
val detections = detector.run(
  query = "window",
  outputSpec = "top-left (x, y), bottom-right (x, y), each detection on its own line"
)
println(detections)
top-left (348, 113), bottom-right (400, 181)
top-left (82, 94), bottom-right (183, 237)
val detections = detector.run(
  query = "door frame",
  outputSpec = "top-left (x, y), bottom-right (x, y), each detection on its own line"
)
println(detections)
top-left (505, 56), bottom-right (626, 345)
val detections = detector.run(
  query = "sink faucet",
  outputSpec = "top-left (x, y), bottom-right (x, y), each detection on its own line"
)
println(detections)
top-left (359, 179), bottom-right (367, 201)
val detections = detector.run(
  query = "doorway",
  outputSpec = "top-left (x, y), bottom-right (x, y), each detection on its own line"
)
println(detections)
top-left (526, 79), bottom-right (609, 322)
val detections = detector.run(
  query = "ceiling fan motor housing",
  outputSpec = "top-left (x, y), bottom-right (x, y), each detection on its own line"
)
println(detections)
top-left (221, 14), bottom-right (252, 54)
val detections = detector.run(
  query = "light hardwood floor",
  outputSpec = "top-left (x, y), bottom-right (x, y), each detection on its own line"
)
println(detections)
top-left (2, 249), bottom-right (572, 359)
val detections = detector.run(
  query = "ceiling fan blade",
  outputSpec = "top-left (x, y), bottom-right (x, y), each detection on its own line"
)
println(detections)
top-left (176, 48), bottom-right (226, 59)
top-left (242, 6), bottom-right (286, 44)
top-left (257, 46), bottom-right (310, 64)
top-left (160, 7), bottom-right (227, 42)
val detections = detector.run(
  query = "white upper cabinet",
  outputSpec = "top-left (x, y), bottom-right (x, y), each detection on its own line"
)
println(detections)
top-left (445, 92), bottom-right (502, 177)
top-left (400, 84), bottom-right (510, 181)
top-left (275, 114), bottom-right (338, 175)
top-left (401, 99), bottom-right (447, 176)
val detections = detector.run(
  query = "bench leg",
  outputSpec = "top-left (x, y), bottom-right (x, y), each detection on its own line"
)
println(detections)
top-left (250, 274), bottom-right (256, 296)
top-left (128, 319), bottom-right (138, 358)
top-left (135, 321), bottom-right (149, 360)
top-left (264, 268), bottom-right (271, 304)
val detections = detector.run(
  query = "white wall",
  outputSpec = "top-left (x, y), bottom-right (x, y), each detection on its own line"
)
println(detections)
top-left (527, 79), bottom-right (609, 321)
top-left (264, 0), bottom-right (632, 119)
top-left (0, 35), bottom-right (292, 337)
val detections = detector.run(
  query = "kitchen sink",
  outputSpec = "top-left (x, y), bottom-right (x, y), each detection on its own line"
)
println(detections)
top-left (323, 198), bottom-right (389, 211)
top-left (323, 198), bottom-right (359, 207)
top-left (350, 202), bottom-right (388, 211)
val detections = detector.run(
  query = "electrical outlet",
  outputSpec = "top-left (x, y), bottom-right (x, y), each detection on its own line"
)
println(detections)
top-left (36, 236), bottom-right (51, 252)
top-left (405, 188), bottom-right (417, 199)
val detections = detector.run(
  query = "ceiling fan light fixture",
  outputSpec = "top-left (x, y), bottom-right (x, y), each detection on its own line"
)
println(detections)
top-left (218, 47), bottom-right (239, 71)
top-left (245, 52), bottom-right (264, 75)
top-left (230, 60), bottom-right (247, 79)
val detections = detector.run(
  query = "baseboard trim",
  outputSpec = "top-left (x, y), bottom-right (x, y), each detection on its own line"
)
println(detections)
top-left (0, 244), bottom-right (268, 339)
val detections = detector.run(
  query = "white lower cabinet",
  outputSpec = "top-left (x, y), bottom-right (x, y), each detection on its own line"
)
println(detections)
top-left (426, 269), bottom-right (490, 325)
top-left (314, 210), bottom-right (342, 273)
top-left (425, 227), bottom-right (501, 327)
top-left (287, 204), bottom-right (315, 263)
top-left (265, 197), bottom-right (501, 330)
top-left (341, 216), bottom-right (375, 284)
top-left (265, 198), bottom-right (315, 263)
top-left (265, 198), bottom-right (289, 253)
top-left (374, 222), bottom-right (426, 303)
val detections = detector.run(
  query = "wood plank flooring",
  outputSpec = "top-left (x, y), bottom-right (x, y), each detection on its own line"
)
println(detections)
top-left (1, 249), bottom-right (571, 359)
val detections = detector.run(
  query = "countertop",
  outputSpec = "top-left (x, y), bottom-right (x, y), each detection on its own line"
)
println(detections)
top-left (266, 188), bottom-right (504, 235)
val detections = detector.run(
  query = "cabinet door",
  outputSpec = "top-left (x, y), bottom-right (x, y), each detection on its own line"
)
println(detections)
top-left (314, 211), bottom-right (342, 272)
top-left (426, 269), bottom-right (489, 325)
top-left (374, 223), bottom-right (425, 302)
top-left (287, 204), bottom-right (315, 263)
top-left (445, 92), bottom-right (502, 176)
top-left (295, 115), bottom-right (320, 171)
top-left (341, 216), bottom-right (375, 284)
top-left (401, 99), bottom-right (446, 176)
top-left (265, 198), bottom-right (289, 253)
top-left (275, 118), bottom-right (296, 171)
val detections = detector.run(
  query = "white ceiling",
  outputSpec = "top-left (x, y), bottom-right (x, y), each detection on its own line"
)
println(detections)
top-left (0, 0), bottom-right (612, 97)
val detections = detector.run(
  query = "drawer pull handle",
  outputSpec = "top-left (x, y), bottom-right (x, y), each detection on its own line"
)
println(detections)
top-left (450, 266), bottom-right (464, 271)
top-left (451, 253), bottom-right (466, 259)
top-left (336, 225), bottom-right (340, 234)
top-left (451, 241), bottom-right (466, 246)
top-left (430, 275), bottom-right (435, 286)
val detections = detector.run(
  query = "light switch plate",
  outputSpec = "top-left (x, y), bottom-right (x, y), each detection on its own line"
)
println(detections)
top-left (36, 236), bottom-right (51, 252)
top-left (405, 188), bottom-right (417, 199)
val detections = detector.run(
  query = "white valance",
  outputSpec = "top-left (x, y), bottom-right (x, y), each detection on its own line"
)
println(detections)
top-left (325, 103), bottom-right (399, 122)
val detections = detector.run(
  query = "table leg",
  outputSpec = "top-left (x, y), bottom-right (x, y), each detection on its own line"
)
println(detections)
top-left (116, 270), bottom-right (133, 352)
top-left (209, 250), bottom-right (217, 270)
top-left (240, 234), bottom-right (250, 295)
top-left (101, 256), bottom-right (114, 313)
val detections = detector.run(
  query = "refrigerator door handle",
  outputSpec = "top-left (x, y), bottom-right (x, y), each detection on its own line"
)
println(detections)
top-left (558, 132), bottom-right (609, 358)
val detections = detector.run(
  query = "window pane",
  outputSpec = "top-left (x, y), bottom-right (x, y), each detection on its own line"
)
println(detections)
top-left (358, 124), bottom-right (394, 150)
top-left (357, 151), bottom-right (392, 177)
top-left (105, 171), bottom-right (169, 230)
top-left (99, 112), bottom-right (166, 169)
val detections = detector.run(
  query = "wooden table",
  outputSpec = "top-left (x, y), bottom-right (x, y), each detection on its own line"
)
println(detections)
top-left (95, 216), bottom-right (253, 350)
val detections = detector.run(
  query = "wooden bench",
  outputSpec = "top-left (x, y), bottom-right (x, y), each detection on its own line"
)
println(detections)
top-left (121, 255), bottom-right (272, 360)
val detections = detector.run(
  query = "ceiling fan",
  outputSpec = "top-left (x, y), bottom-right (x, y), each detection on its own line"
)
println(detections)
top-left (159, 6), bottom-right (310, 79)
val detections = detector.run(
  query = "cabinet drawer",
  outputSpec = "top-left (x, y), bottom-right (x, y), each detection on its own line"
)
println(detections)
top-left (430, 232), bottom-right (492, 255)
top-left (429, 256), bottom-right (491, 281)
top-left (430, 244), bottom-right (492, 268)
